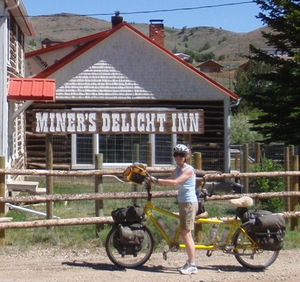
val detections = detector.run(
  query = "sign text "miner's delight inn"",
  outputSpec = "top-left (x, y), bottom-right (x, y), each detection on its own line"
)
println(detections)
top-left (33, 110), bottom-right (204, 134)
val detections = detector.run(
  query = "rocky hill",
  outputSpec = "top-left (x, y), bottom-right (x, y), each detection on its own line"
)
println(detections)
top-left (26, 13), bottom-right (269, 58)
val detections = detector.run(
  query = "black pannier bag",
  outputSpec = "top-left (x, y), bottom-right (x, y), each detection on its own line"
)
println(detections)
top-left (113, 223), bottom-right (145, 255)
top-left (111, 205), bottom-right (144, 224)
top-left (238, 209), bottom-right (286, 251)
top-left (251, 212), bottom-right (286, 251)
top-left (236, 207), bottom-right (272, 223)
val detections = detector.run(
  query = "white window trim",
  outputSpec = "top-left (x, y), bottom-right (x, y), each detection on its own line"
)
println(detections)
top-left (71, 134), bottom-right (98, 169)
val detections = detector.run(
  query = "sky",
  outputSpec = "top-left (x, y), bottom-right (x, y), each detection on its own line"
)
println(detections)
top-left (22, 0), bottom-right (264, 33)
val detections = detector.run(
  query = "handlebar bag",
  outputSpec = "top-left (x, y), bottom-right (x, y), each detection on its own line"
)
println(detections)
top-left (123, 164), bottom-right (147, 184)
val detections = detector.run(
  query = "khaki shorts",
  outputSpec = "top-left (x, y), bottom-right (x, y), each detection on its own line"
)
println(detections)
top-left (179, 202), bottom-right (198, 231)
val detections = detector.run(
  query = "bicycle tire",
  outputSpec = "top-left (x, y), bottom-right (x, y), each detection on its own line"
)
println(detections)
top-left (105, 224), bottom-right (154, 268)
top-left (232, 222), bottom-right (280, 270)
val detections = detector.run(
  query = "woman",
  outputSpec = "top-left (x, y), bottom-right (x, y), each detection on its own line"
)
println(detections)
top-left (150, 144), bottom-right (198, 275)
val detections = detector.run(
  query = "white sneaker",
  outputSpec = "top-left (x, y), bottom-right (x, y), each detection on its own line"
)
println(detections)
top-left (178, 261), bottom-right (198, 275)
top-left (178, 261), bottom-right (189, 271)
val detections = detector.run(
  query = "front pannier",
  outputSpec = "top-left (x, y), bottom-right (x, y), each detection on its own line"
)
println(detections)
top-left (111, 205), bottom-right (144, 224)
top-left (113, 223), bottom-right (145, 256)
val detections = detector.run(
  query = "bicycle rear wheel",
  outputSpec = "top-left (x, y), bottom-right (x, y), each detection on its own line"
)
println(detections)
top-left (232, 223), bottom-right (279, 270)
top-left (105, 224), bottom-right (154, 268)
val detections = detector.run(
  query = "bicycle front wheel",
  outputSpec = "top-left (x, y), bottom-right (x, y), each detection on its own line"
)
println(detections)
top-left (232, 223), bottom-right (279, 270)
top-left (105, 224), bottom-right (154, 268)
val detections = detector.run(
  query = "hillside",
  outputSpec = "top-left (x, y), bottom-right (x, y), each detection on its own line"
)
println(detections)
top-left (25, 13), bottom-right (270, 89)
top-left (26, 13), bottom-right (269, 57)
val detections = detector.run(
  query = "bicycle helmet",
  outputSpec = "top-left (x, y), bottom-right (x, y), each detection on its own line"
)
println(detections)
top-left (173, 144), bottom-right (189, 154)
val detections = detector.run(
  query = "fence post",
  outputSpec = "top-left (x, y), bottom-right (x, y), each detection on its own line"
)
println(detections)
top-left (242, 144), bottom-right (249, 194)
top-left (194, 152), bottom-right (202, 171)
top-left (194, 152), bottom-right (202, 241)
top-left (147, 142), bottom-right (153, 167)
top-left (255, 142), bottom-right (261, 164)
top-left (284, 147), bottom-right (291, 213)
top-left (46, 134), bottom-right (53, 222)
top-left (290, 155), bottom-right (299, 231)
top-left (133, 144), bottom-right (140, 205)
top-left (95, 153), bottom-right (104, 235)
top-left (234, 152), bottom-right (240, 171)
top-left (0, 156), bottom-right (5, 246)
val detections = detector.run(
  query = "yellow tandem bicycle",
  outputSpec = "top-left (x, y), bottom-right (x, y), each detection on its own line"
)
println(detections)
top-left (105, 165), bottom-right (283, 270)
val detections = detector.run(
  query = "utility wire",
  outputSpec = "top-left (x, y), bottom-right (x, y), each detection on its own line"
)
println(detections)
top-left (22, 1), bottom-right (254, 18)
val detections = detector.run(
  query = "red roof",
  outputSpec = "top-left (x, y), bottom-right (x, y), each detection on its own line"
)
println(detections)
top-left (29, 22), bottom-right (238, 100)
top-left (8, 78), bottom-right (56, 101)
top-left (25, 30), bottom-right (110, 59)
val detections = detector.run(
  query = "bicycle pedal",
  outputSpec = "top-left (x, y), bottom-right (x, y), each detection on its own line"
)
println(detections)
top-left (206, 250), bottom-right (213, 257)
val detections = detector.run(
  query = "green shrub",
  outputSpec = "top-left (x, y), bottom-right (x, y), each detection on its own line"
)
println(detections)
top-left (249, 157), bottom-right (285, 212)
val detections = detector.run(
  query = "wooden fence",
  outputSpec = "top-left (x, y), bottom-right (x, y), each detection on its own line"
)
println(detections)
top-left (0, 162), bottom-right (299, 245)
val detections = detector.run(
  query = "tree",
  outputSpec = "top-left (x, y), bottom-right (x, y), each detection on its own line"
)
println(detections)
top-left (231, 112), bottom-right (261, 144)
top-left (242, 0), bottom-right (300, 144)
top-left (234, 60), bottom-right (275, 108)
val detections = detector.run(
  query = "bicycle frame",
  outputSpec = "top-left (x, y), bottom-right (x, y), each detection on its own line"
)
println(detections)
top-left (105, 171), bottom-right (280, 270)
top-left (144, 198), bottom-right (259, 252)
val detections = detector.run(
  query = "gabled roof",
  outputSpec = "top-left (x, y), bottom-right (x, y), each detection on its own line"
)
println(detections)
top-left (8, 78), bottom-right (56, 101)
top-left (197, 60), bottom-right (224, 68)
top-left (25, 30), bottom-right (111, 59)
top-left (30, 22), bottom-right (238, 100)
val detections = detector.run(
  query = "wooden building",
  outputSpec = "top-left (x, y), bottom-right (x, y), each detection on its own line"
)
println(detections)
top-left (0, 0), bottom-right (36, 171)
top-left (24, 17), bottom-right (239, 172)
top-left (197, 60), bottom-right (224, 73)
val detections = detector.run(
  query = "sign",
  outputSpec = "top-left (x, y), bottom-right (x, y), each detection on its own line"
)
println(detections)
top-left (33, 109), bottom-right (204, 134)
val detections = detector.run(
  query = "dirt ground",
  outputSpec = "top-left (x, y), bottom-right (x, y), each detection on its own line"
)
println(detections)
top-left (0, 246), bottom-right (299, 282)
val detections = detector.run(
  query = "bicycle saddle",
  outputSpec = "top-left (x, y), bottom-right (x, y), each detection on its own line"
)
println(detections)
top-left (230, 196), bottom-right (254, 207)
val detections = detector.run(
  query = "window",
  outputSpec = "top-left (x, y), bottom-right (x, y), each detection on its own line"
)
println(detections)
top-left (72, 134), bottom-right (174, 169)
top-left (72, 134), bottom-right (97, 169)
top-left (155, 134), bottom-right (173, 164)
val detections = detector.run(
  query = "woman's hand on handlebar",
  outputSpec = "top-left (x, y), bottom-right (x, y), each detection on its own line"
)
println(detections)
top-left (145, 175), bottom-right (158, 184)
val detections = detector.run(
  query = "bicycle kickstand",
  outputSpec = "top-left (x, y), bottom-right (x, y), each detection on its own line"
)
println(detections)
top-left (162, 250), bottom-right (168, 260)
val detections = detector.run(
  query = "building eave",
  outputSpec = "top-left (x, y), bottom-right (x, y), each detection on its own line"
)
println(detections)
top-left (6, 0), bottom-right (35, 36)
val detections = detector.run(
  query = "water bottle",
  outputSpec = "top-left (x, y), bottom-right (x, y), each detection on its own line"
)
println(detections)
top-left (219, 227), bottom-right (230, 246)
top-left (157, 216), bottom-right (169, 233)
top-left (210, 224), bottom-right (219, 244)
top-left (249, 214), bottom-right (256, 224)
top-left (170, 220), bottom-right (179, 239)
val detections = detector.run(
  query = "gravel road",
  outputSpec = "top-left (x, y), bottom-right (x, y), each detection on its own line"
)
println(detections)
top-left (0, 246), bottom-right (299, 281)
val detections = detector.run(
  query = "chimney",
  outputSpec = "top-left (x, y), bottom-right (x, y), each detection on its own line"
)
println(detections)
top-left (111, 11), bottom-right (123, 28)
top-left (149, 20), bottom-right (164, 46)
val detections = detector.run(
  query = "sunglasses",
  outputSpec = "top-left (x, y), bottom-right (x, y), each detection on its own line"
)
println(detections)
top-left (173, 152), bottom-right (186, 158)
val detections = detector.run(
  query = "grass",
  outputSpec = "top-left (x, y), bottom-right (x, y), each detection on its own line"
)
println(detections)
top-left (4, 177), bottom-right (300, 250)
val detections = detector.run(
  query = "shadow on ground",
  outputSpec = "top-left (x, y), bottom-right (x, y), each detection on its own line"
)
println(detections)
top-left (62, 260), bottom-right (263, 274)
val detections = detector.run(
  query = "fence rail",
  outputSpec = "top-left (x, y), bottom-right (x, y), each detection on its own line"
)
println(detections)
top-left (1, 190), bottom-right (300, 205)
top-left (1, 211), bottom-right (300, 230)
top-left (0, 167), bottom-right (299, 242)
top-left (1, 168), bottom-right (300, 177)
